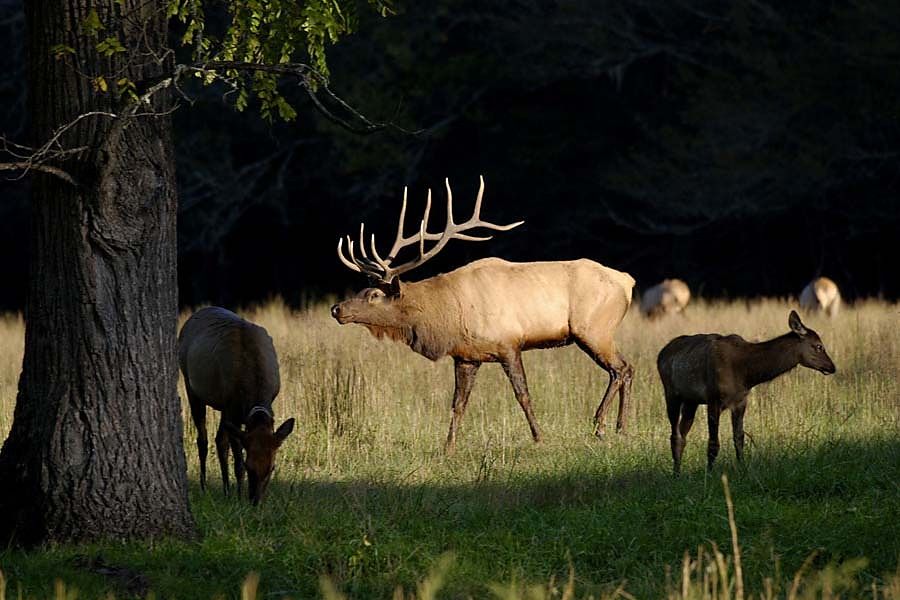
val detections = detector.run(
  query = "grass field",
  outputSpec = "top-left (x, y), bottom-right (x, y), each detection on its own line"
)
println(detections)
top-left (0, 298), bottom-right (898, 599)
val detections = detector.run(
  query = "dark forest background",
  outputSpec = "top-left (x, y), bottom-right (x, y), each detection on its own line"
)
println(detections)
top-left (1, 0), bottom-right (898, 310)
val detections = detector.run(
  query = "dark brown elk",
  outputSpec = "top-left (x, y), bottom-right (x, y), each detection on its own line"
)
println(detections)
top-left (657, 310), bottom-right (835, 475)
top-left (330, 177), bottom-right (635, 452)
top-left (178, 306), bottom-right (295, 505)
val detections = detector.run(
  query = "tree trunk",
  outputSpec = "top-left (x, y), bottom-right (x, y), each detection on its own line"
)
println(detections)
top-left (0, 0), bottom-right (195, 544)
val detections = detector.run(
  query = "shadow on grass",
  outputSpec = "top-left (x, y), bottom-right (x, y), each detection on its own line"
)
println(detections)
top-left (1, 436), bottom-right (898, 599)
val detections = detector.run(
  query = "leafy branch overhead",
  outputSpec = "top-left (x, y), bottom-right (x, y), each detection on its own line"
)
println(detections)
top-left (0, 0), bottom-right (398, 186)
top-left (169, 0), bottom-right (396, 121)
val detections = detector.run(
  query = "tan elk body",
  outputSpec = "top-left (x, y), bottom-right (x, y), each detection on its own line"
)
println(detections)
top-left (178, 306), bottom-right (295, 505)
top-left (331, 177), bottom-right (635, 451)
top-left (640, 278), bottom-right (691, 319)
top-left (799, 277), bottom-right (841, 317)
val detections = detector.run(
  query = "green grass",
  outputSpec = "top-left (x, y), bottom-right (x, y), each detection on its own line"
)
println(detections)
top-left (1, 298), bottom-right (898, 598)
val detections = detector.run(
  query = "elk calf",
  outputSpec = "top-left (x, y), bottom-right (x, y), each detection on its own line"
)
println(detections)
top-left (178, 307), bottom-right (295, 505)
top-left (657, 310), bottom-right (835, 475)
top-left (640, 279), bottom-right (691, 319)
top-left (799, 277), bottom-right (841, 317)
top-left (331, 177), bottom-right (635, 451)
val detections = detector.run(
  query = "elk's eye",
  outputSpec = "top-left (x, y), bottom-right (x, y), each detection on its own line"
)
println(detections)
top-left (815, 344), bottom-right (824, 352)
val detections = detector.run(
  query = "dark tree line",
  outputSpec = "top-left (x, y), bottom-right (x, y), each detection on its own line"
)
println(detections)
top-left (2, 0), bottom-right (899, 313)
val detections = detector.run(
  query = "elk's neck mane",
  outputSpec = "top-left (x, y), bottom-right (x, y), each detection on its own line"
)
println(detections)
top-left (365, 278), bottom-right (463, 361)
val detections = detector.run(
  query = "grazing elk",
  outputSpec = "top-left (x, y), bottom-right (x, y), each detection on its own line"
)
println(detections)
top-left (799, 277), bottom-right (841, 317)
top-left (330, 176), bottom-right (635, 452)
top-left (178, 306), bottom-right (295, 505)
top-left (640, 279), bottom-right (691, 319)
top-left (658, 310), bottom-right (835, 475)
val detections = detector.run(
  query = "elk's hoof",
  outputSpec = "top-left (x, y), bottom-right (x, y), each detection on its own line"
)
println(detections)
top-left (593, 428), bottom-right (606, 440)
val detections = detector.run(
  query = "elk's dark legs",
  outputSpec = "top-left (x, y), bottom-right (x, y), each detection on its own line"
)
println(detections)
top-left (671, 401), bottom-right (697, 475)
top-left (615, 355), bottom-right (634, 433)
top-left (229, 436), bottom-right (245, 499)
top-left (707, 404), bottom-right (722, 471)
top-left (667, 395), bottom-right (681, 474)
top-left (186, 387), bottom-right (208, 490)
top-left (731, 402), bottom-right (747, 464)
top-left (501, 351), bottom-right (542, 443)
top-left (445, 360), bottom-right (480, 454)
top-left (215, 421), bottom-right (230, 494)
top-left (577, 339), bottom-right (630, 438)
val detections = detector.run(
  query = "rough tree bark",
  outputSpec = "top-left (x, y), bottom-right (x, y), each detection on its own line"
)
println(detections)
top-left (0, 0), bottom-right (195, 544)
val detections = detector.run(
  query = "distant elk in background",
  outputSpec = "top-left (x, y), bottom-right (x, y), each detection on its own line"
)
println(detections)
top-left (640, 279), bottom-right (691, 319)
top-left (179, 307), bottom-right (296, 505)
top-left (799, 277), bottom-right (841, 317)
top-left (657, 310), bottom-right (836, 475)
top-left (330, 176), bottom-right (636, 452)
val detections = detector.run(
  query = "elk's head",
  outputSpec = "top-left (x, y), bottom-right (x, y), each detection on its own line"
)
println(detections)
top-left (330, 176), bottom-right (523, 332)
top-left (788, 310), bottom-right (836, 375)
top-left (226, 408), bottom-right (295, 505)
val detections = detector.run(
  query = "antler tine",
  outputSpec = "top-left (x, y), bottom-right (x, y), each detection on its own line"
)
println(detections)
top-left (419, 219), bottom-right (426, 258)
top-left (337, 237), bottom-right (362, 273)
top-left (445, 179), bottom-right (455, 227)
top-left (358, 223), bottom-right (368, 259)
top-left (386, 187), bottom-right (409, 261)
top-left (370, 233), bottom-right (391, 276)
top-left (473, 174), bottom-right (484, 219)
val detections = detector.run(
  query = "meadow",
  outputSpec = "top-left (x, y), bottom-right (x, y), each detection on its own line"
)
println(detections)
top-left (0, 298), bottom-right (898, 599)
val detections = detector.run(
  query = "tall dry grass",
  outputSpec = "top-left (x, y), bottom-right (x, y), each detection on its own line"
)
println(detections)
top-left (0, 298), bottom-right (897, 598)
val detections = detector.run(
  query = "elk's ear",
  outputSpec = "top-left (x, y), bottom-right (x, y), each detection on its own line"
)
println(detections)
top-left (386, 278), bottom-right (401, 297)
top-left (789, 310), bottom-right (808, 336)
top-left (223, 421), bottom-right (247, 446)
top-left (374, 278), bottom-right (401, 297)
top-left (275, 418), bottom-right (295, 446)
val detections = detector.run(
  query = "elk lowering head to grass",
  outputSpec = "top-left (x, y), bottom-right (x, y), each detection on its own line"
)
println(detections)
top-left (330, 176), bottom-right (635, 452)
top-left (178, 307), bottom-right (295, 505)
top-left (640, 278), bottom-right (691, 319)
top-left (658, 310), bottom-right (835, 475)
top-left (799, 277), bottom-right (841, 318)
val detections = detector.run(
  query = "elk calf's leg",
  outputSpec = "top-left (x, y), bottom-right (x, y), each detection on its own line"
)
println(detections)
top-left (501, 351), bottom-right (542, 443)
top-left (675, 402), bottom-right (698, 475)
top-left (188, 390), bottom-right (208, 490)
top-left (446, 360), bottom-right (480, 453)
top-left (706, 405), bottom-right (722, 471)
top-left (731, 402), bottom-right (747, 464)
top-left (215, 423), bottom-right (230, 494)
top-left (666, 397), bottom-right (682, 474)
top-left (230, 435), bottom-right (246, 499)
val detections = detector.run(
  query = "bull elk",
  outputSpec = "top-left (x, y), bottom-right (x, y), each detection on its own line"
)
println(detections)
top-left (330, 176), bottom-right (635, 452)
top-left (640, 278), bottom-right (691, 319)
top-left (657, 310), bottom-right (835, 475)
top-left (178, 306), bottom-right (295, 505)
top-left (799, 277), bottom-right (841, 317)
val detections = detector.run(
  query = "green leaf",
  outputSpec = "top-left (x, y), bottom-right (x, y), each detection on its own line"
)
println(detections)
top-left (96, 36), bottom-right (126, 57)
top-left (82, 9), bottom-right (104, 37)
top-left (92, 76), bottom-right (108, 93)
top-left (49, 44), bottom-right (75, 59)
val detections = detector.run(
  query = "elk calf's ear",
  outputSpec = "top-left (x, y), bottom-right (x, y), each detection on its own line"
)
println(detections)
top-left (275, 418), bottom-right (296, 446)
top-left (788, 310), bottom-right (808, 336)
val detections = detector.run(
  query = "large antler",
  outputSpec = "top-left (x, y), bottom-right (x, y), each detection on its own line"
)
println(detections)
top-left (337, 176), bottom-right (524, 283)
